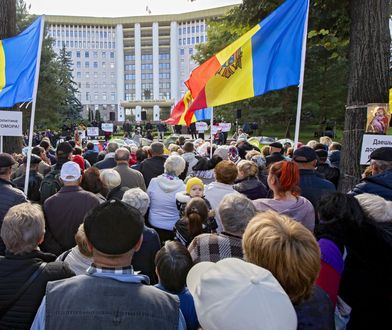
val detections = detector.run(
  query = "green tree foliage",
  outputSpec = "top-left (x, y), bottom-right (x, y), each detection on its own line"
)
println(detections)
top-left (193, 0), bottom-right (350, 134)
top-left (16, 0), bottom-right (82, 129)
top-left (58, 45), bottom-right (82, 124)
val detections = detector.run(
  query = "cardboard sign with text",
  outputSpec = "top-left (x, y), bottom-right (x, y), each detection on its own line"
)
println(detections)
top-left (360, 134), bottom-right (392, 164)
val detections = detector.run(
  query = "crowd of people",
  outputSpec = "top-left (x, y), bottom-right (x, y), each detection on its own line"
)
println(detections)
top-left (0, 130), bottom-right (391, 330)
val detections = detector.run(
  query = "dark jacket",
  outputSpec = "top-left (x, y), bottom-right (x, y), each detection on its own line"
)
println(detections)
top-left (294, 285), bottom-right (335, 330)
top-left (93, 156), bottom-right (116, 170)
top-left (339, 217), bottom-right (392, 329)
top-left (349, 170), bottom-right (392, 201)
top-left (139, 156), bottom-right (167, 187)
top-left (0, 178), bottom-right (28, 255)
top-left (233, 176), bottom-right (268, 200)
top-left (132, 226), bottom-right (161, 284)
top-left (237, 142), bottom-right (260, 159)
top-left (83, 150), bottom-right (98, 166)
top-left (0, 250), bottom-right (74, 329)
top-left (298, 169), bottom-right (336, 211)
top-left (316, 163), bottom-right (340, 188)
top-left (13, 171), bottom-right (43, 203)
top-left (41, 186), bottom-right (100, 256)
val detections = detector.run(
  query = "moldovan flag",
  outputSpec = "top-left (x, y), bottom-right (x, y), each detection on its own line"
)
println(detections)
top-left (183, 0), bottom-right (309, 125)
top-left (0, 16), bottom-right (43, 108)
top-left (164, 91), bottom-right (196, 125)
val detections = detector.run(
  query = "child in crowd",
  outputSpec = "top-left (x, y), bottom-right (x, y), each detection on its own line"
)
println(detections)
top-left (174, 197), bottom-right (217, 247)
top-left (155, 241), bottom-right (199, 330)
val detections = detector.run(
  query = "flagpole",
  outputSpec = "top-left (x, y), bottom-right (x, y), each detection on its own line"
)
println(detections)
top-left (210, 107), bottom-right (214, 158)
top-left (293, 0), bottom-right (310, 150)
top-left (24, 16), bottom-right (45, 196)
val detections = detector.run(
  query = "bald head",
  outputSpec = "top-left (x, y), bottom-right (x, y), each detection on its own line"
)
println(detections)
top-left (115, 148), bottom-right (130, 163)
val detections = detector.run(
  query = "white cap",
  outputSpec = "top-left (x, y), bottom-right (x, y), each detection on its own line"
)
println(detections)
top-left (186, 258), bottom-right (297, 330)
top-left (60, 161), bottom-right (81, 182)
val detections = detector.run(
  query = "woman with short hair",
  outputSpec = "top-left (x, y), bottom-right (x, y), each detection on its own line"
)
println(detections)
top-left (243, 211), bottom-right (334, 329)
top-left (233, 160), bottom-right (268, 200)
top-left (148, 155), bottom-right (186, 242)
top-left (0, 203), bottom-right (74, 329)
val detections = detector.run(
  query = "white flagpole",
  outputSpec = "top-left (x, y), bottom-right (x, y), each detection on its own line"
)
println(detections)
top-left (210, 107), bottom-right (214, 158)
top-left (293, 0), bottom-right (310, 150)
top-left (24, 16), bottom-right (45, 196)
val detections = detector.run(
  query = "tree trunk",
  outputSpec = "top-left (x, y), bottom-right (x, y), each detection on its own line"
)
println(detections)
top-left (339, 0), bottom-right (390, 192)
top-left (0, 0), bottom-right (24, 154)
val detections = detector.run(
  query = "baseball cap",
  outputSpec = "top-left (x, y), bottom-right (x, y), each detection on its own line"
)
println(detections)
top-left (84, 199), bottom-right (144, 255)
top-left (60, 161), bottom-right (81, 182)
top-left (23, 154), bottom-right (42, 164)
top-left (270, 142), bottom-right (283, 149)
top-left (56, 141), bottom-right (73, 157)
top-left (187, 258), bottom-right (297, 330)
top-left (0, 153), bottom-right (16, 168)
top-left (369, 147), bottom-right (392, 162)
top-left (315, 149), bottom-right (328, 159)
top-left (293, 146), bottom-right (317, 163)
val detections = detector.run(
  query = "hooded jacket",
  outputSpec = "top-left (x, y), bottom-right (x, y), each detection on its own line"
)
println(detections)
top-left (147, 174), bottom-right (185, 231)
top-left (349, 170), bottom-right (392, 201)
top-left (253, 196), bottom-right (315, 232)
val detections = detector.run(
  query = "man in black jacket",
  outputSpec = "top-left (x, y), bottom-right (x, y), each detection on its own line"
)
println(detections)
top-left (0, 153), bottom-right (28, 255)
top-left (139, 142), bottom-right (167, 187)
top-left (0, 203), bottom-right (74, 329)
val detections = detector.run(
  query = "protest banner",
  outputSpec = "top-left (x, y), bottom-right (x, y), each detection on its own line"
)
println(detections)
top-left (87, 127), bottom-right (99, 136)
top-left (101, 123), bottom-right (114, 133)
top-left (360, 134), bottom-right (392, 164)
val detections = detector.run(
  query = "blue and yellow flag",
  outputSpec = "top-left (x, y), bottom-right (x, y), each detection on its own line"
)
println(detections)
top-left (182, 0), bottom-right (309, 125)
top-left (0, 16), bottom-right (43, 108)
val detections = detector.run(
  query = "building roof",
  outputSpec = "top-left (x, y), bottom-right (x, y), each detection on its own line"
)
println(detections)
top-left (45, 5), bottom-right (237, 26)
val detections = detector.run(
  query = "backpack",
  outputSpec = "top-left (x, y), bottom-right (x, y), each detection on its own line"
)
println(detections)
top-left (40, 166), bottom-right (63, 204)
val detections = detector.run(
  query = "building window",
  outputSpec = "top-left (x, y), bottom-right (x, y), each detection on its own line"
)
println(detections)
top-left (93, 62), bottom-right (98, 68)
top-left (102, 93), bottom-right (107, 101)
top-left (86, 92), bottom-right (90, 101)
top-left (196, 36), bottom-right (199, 43)
top-left (85, 61), bottom-right (89, 68)
top-left (102, 82), bottom-right (106, 89)
top-left (86, 82), bottom-right (90, 88)
top-left (76, 61), bottom-right (81, 68)
top-left (102, 62), bottom-right (106, 69)
top-left (110, 52), bottom-right (115, 59)
top-left (76, 51), bottom-right (81, 58)
top-left (94, 82), bottom-right (98, 89)
top-left (111, 93), bottom-right (116, 101)
top-left (201, 35), bottom-right (204, 43)
top-left (102, 72), bottom-right (106, 79)
top-left (110, 62), bottom-right (115, 69)
top-left (85, 51), bottom-right (89, 58)
top-left (179, 39), bottom-right (182, 45)
top-left (111, 82), bottom-right (116, 89)
top-left (93, 51), bottom-right (98, 58)
top-left (189, 48), bottom-right (193, 55)
top-left (201, 25), bottom-right (204, 32)
top-left (102, 51), bottom-right (106, 58)
top-left (187, 27), bottom-right (190, 33)
top-left (183, 27), bottom-right (186, 34)
top-left (85, 72), bottom-right (90, 78)
top-left (110, 72), bottom-right (115, 79)
top-left (94, 93), bottom-right (98, 100)
top-left (76, 72), bottom-right (81, 78)
top-left (94, 72), bottom-right (98, 78)
top-left (178, 28), bottom-right (181, 35)
top-left (192, 37), bottom-right (195, 44)
top-left (192, 26), bottom-right (195, 33)
top-left (70, 41), bottom-right (74, 47)
top-left (196, 25), bottom-right (199, 33)
top-left (187, 38), bottom-right (190, 45)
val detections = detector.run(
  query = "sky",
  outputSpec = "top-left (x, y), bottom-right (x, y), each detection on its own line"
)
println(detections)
top-left (26, 0), bottom-right (242, 17)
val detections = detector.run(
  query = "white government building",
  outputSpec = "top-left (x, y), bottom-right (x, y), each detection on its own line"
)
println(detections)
top-left (45, 5), bottom-right (233, 122)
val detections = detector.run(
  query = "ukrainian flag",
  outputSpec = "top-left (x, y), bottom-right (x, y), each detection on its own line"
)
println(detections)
top-left (0, 16), bottom-right (43, 108)
top-left (183, 0), bottom-right (309, 125)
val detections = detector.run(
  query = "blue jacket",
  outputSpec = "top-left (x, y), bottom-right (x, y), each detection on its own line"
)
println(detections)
top-left (299, 169), bottom-right (336, 210)
top-left (349, 170), bottom-right (392, 201)
top-left (0, 178), bottom-right (28, 255)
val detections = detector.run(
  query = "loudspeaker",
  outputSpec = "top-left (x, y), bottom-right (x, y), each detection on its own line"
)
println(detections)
top-left (236, 109), bottom-right (242, 119)
top-left (141, 111), bottom-right (147, 120)
top-left (109, 112), bottom-right (115, 121)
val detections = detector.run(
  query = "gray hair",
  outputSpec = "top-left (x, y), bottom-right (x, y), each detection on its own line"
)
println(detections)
top-left (1, 203), bottom-right (45, 254)
top-left (355, 193), bottom-right (392, 222)
top-left (100, 169), bottom-right (121, 190)
top-left (107, 142), bottom-right (119, 153)
top-left (164, 155), bottom-right (186, 176)
top-left (218, 193), bottom-right (256, 235)
top-left (115, 148), bottom-right (130, 161)
top-left (122, 188), bottom-right (150, 216)
top-left (371, 159), bottom-right (392, 172)
top-left (150, 142), bottom-right (164, 155)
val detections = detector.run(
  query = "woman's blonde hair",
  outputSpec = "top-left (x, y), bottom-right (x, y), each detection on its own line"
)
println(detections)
top-left (243, 211), bottom-right (320, 304)
top-left (237, 160), bottom-right (258, 178)
top-left (319, 136), bottom-right (333, 147)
